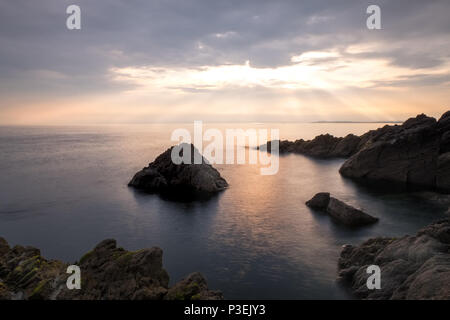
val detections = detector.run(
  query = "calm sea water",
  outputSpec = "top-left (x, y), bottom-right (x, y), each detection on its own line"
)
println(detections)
top-left (0, 123), bottom-right (447, 299)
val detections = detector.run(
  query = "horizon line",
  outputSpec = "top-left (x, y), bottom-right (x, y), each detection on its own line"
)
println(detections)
top-left (0, 120), bottom-right (405, 127)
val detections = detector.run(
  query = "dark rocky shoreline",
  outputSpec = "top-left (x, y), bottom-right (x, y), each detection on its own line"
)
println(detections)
top-left (0, 237), bottom-right (222, 300)
top-left (261, 111), bottom-right (450, 194)
top-left (340, 112), bottom-right (450, 193)
top-left (2, 220), bottom-right (448, 300)
top-left (3, 112), bottom-right (449, 300)
top-left (259, 133), bottom-right (362, 158)
top-left (338, 218), bottom-right (450, 299)
top-left (263, 111), bottom-right (450, 299)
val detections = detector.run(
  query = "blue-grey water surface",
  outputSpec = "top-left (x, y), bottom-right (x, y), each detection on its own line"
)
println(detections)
top-left (0, 123), bottom-right (447, 299)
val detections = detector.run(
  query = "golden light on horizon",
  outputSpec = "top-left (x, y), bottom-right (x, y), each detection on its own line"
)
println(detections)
top-left (1, 49), bottom-right (449, 125)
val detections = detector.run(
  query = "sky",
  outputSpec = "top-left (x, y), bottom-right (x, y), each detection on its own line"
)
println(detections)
top-left (0, 0), bottom-right (449, 125)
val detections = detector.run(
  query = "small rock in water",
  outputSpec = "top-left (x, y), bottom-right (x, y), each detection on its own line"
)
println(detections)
top-left (326, 197), bottom-right (378, 227)
top-left (305, 192), bottom-right (330, 210)
top-left (306, 192), bottom-right (378, 227)
top-left (128, 143), bottom-right (228, 200)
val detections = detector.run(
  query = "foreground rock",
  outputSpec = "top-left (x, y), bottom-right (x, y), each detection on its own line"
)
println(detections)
top-left (260, 133), bottom-right (361, 158)
top-left (129, 143), bottom-right (228, 199)
top-left (338, 219), bottom-right (450, 299)
top-left (0, 237), bottom-right (222, 300)
top-left (340, 111), bottom-right (450, 193)
top-left (306, 193), bottom-right (378, 227)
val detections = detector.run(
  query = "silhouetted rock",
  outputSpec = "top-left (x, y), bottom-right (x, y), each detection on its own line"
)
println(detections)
top-left (338, 219), bottom-right (450, 299)
top-left (305, 192), bottom-right (330, 210)
top-left (340, 111), bottom-right (450, 193)
top-left (437, 152), bottom-right (450, 192)
top-left (263, 111), bottom-right (450, 193)
top-left (333, 134), bottom-right (362, 158)
top-left (260, 133), bottom-right (361, 158)
top-left (0, 237), bottom-right (222, 300)
top-left (129, 143), bottom-right (228, 199)
top-left (327, 198), bottom-right (378, 227)
top-left (306, 193), bottom-right (378, 227)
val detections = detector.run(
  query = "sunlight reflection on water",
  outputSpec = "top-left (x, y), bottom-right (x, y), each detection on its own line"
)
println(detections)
top-left (0, 123), bottom-right (447, 299)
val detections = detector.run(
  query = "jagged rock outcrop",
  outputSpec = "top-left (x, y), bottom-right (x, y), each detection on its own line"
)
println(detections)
top-left (338, 219), bottom-right (450, 299)
top-left (0, 239), bottom-right (66, 300)
top-left (260, 134), bottom-right (361, 158)
top-left (340, 112), bottom-right (450, 193)
top-left (306, 193), bottom-right (378, 227)
top-left (128, 143), bottom-right (228, 199)
top-left (165, 272), bottom-right (222, 300)
top-left (260, 111), bottom-right (450, 193)
top-left (0, 237), bottom-right (222, 300)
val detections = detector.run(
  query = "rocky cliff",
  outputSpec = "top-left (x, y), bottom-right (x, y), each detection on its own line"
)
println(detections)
top-left (340, 112), bottom-right (450, 193)
top-left (338, 218), bottom-right (450, 299)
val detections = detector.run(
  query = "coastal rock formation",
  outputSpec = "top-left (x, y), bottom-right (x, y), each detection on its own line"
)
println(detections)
top-left (260, 134), bottom-right (361, 158)
top-left (0, 237), bottom-right (222, 300)
top-left (327, 198), bottom-right (379, 227)
top-left (129, 143), bottom-right (228, 199)
top-left (305, 192), bottom-right (331, 210)
top-left (306, 193), bottom-right (378, 227)
top-left (0, 239), bottom-right (65, 300)
top-left (340, 112), bottom-right (450, 193)
top-left (338, 219), bottom-right (450, 299)
top-left (261, 111), bottom-right (450, 193)
top-left (165, 272), bottom-right (222, 300)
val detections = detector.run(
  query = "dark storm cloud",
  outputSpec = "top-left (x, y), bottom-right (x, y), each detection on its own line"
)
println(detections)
top-left (0, 0), bottom-right (449, 96)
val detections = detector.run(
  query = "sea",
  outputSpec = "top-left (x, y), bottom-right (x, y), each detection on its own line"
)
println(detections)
top-left (0, 123), bottom-right (447, 299)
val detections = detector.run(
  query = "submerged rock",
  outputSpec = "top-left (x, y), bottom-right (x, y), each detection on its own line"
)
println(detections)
top-left (338, 219), bottom-right (450, 299)
top-left (340, 111), bottom-right (450, 193)
top-left (129, 143), bottom-right (228, 199)
top-left (0, 237), bottom-right (222, 300)
top-left (306, 193), bottom-right (378, 227)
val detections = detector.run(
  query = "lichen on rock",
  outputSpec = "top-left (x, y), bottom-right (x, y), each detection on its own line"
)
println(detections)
top-left (0, 237), bottom-right (223, 300)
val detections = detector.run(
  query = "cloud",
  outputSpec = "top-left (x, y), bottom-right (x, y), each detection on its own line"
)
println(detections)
top-left (110, 49), bottom-right (450, 92)
top-left (0, 0), bottom-right (449, 124)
